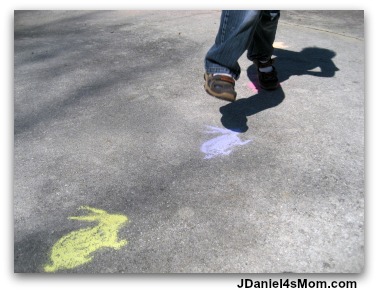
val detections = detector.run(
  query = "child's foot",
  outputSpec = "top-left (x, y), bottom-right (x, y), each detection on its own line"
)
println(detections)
top-left (204, 73), bottom-right (237, 102)
top-left (253, 58), bottom-right (279, 90)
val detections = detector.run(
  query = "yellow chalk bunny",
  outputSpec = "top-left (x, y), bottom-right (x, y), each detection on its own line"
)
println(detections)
top-left (44, 206), bottom-right (128, 272)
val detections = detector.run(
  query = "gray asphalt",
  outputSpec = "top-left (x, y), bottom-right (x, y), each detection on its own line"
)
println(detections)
top-left (14, 10), bottom-right (364, 274)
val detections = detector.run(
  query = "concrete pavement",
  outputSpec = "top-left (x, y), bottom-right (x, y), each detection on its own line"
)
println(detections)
top-left (14, 10), bottom-right (364, 273)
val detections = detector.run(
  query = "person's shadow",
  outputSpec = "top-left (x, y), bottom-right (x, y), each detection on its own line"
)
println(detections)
top-left (220, 47), bottom-right (340, 132)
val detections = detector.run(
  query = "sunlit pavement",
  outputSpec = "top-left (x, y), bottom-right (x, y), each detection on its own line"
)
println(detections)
top-left (14, 10), bottom-right (364, 273)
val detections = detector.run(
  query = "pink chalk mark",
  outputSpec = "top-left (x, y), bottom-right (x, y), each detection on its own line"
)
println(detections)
top-left (247, 82), bottom-right (260, 92)
top-left (248, 81), bottom-right (282, 92)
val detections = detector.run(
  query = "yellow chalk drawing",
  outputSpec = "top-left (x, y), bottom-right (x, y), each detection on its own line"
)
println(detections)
top-left (44, 206), bottom-right (128, 272)
top-left (273, 41), bottom-right (288, 49)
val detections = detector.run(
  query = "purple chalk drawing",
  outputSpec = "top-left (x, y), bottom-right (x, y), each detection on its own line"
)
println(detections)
top-left (201, 126), bottom-right (252, 159)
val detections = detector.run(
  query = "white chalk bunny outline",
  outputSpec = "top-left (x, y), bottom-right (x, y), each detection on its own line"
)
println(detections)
top-left (201, 126), bottom-right (252, 159)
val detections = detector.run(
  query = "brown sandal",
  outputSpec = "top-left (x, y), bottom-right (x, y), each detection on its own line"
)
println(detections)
top-left (204, 73), bottom-right (236, 102)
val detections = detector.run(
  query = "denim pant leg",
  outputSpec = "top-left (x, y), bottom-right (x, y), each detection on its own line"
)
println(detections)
top-left (204, 10), bottom-right (262, 80)
top-left (247, 10), bottom-right (280, 62)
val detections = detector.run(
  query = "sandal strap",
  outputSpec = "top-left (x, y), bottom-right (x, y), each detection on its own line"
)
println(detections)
top-left (211, 74), bottom-right (235, 85)
top-left (254, 58), bottom-right (275, 68)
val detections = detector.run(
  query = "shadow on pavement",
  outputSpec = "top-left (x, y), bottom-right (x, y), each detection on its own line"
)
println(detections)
top-left (220, 47), bottom-right (339, 132)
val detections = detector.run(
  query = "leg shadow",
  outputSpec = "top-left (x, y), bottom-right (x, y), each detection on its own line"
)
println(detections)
top-left (219, 46), bottom-right (339, 132)
top-left (220, 79), bottom-right (285, 132)
top-left (273, 47), bottom-right (339, 82)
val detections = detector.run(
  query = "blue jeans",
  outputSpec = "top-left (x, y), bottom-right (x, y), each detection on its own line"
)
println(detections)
top-left (205, 10), bottom-right (280, 80)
